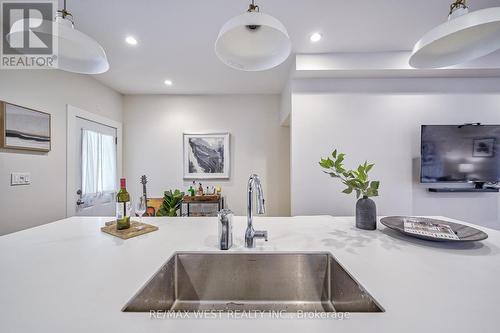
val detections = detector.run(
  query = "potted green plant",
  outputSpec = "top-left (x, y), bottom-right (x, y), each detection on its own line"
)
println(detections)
top-left (156, 189), bottom-right (185, 217)
top-left (319, 150), bottom-right (380, 230)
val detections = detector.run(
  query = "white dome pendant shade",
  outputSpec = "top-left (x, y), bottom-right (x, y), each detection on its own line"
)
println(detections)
top-left (410, 1), bottom-right (500, 68)
top-left (215, 1), bottom-right (291, 71)
top-left (53, 14), bottom-right (109, 74)
top-left (6, 1), bottom-right (109, 74)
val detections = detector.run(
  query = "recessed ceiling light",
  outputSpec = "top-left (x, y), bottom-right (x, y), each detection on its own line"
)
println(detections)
top-left (310, 32), bottom-right (322, 43)
top-left (125, 36), bottom-right (138, 46)
top-left (164, 79), bottom-right (173, 86)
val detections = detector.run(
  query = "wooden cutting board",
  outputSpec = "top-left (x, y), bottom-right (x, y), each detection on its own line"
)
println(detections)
top-left (101, 221), bottom-right (158, 239)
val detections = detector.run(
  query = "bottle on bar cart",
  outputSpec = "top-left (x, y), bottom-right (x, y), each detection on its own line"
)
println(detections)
top-left (116, 178), bottom-right (131, 230)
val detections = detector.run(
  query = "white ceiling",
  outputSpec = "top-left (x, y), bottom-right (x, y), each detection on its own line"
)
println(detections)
top-left (68, 0), bottom-right (500, 94)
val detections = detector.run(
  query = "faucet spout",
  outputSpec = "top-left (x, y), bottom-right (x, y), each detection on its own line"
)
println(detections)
top-left (245, 174), bottom-right (267, 248)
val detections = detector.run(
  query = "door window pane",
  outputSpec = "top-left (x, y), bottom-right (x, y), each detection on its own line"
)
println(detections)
top-left (81, 129), bottom-right (116, 197)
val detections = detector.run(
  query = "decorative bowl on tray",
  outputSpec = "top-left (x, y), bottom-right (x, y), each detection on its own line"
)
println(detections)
top-left (380, 216), bottom-right (488, 242)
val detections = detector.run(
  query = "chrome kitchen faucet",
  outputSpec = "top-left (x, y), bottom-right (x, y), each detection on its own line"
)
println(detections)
top-left (245, 174), bottom-right (268, 248)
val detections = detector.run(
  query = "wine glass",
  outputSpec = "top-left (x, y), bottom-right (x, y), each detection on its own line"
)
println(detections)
top-left (135, 196), bottom-right (147, 226)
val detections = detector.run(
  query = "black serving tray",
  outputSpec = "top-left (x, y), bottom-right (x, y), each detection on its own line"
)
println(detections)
top-left (380, 216), bottom-right (488, 242)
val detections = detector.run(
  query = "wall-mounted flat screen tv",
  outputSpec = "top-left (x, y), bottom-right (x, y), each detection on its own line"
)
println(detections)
top-left (421, 125), bottom-right (500, 183)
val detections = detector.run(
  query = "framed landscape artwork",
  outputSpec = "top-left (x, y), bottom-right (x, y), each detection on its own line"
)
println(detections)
top-left (0, 101), bottom-right (51, 152)
top-left (183, 132), bottom-right (230, 179)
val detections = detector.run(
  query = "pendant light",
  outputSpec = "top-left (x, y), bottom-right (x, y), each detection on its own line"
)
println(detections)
top-left (54, 0), bottom-right (109, 74)
top-left (7, 0), bottom-right (109, 74)
top-left (410, 0), bottom-right (500, 68)
top-left (215, 0), bottom-right (291, 71)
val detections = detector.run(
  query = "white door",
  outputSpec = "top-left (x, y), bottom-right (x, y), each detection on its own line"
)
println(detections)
top-left (74, 116), bottom-right (117, 216)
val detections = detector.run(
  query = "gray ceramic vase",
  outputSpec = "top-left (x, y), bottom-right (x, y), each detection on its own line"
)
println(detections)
top-left (356, 196), bottom-right (377, 230)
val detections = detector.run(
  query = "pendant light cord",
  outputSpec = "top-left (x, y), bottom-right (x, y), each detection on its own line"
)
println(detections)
top-left (449, 0), bottom-right (468, 16)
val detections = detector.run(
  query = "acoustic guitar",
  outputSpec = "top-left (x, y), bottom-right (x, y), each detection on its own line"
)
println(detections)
top-left (140, 175), bottom-right (156, 216)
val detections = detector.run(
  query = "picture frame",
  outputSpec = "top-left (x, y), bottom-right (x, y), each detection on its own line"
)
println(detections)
top-left (0, 101), bottom-right (51, 152)
top-left (472, 138), bottom-right (495, 158)
top-left (183, 132), bottom-right (230, 179)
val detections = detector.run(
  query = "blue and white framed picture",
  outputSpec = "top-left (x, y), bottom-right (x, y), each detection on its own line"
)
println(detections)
top-left (183, 132), bottom-right (230, 179)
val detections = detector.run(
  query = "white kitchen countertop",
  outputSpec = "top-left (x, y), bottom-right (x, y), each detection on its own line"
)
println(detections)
top-left (0, 215), bottom-right (499, 333)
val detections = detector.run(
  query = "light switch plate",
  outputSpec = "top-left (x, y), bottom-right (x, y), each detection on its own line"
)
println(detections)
top-left (11, 172), bottom-right (31, 186)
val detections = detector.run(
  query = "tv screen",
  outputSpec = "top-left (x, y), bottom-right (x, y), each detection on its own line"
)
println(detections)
top-left (421, 125), bottom-right (500, 183)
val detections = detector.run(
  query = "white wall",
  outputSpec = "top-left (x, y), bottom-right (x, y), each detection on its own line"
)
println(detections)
top-left (291, 78), bottom-right (500, 230)
top-left (0, 70), bottom-right (123, 235)
top-left (123, 94), bottom-right (290, 217)
top-left (280, 79), bottom-right (292, 126)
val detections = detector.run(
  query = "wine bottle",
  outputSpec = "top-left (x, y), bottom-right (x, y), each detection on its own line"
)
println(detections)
top-left (188, 185), bottom-right (195, 197)
top-left (116, 178), bottom-right (131, 230)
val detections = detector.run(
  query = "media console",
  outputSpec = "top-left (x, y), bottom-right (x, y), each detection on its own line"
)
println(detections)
top-left (428, 187), bottom-right (499, 193)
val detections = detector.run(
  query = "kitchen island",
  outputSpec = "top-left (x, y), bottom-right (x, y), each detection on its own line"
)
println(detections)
top-left (1, 215), bottom-right (499, 333)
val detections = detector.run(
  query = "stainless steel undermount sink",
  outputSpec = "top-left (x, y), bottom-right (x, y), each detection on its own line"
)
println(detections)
top-left (123, 252), bottom-right (383, 313)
